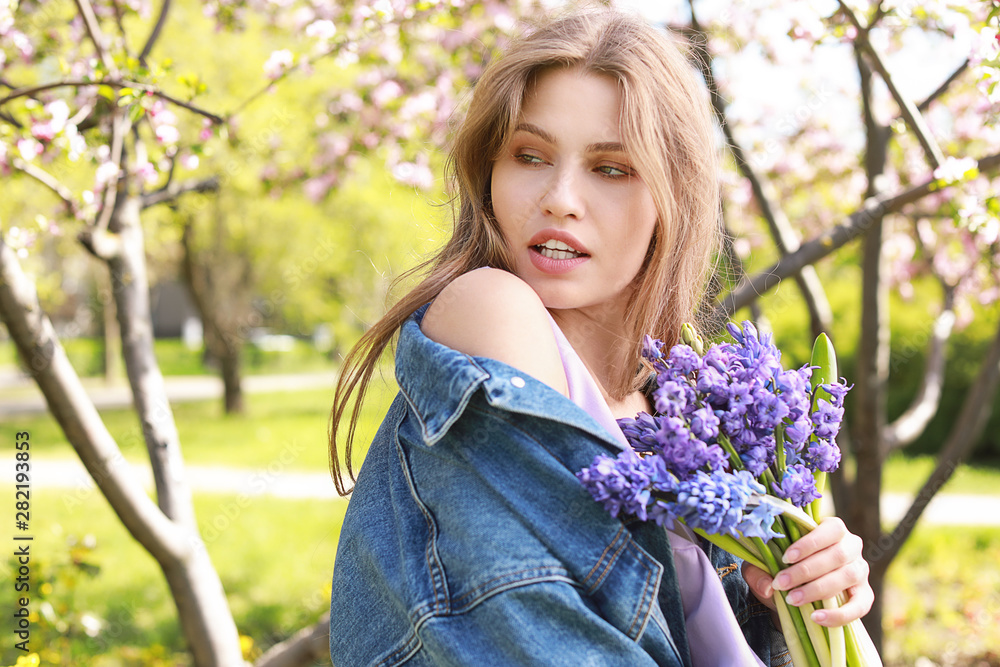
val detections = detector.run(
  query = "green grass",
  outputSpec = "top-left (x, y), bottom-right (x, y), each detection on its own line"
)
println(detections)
top-left (883, 525), bottom-right (1000, 666)
top-left (0, 337), bottom-right (339, 378)
top-left (8, 386), bottom-right (998, 496)
top-left (4, 382), bottom-right (397, 473)
top-left (1, 490), bottom-right (346, 666)
top-left (1, 487), bottom-right (996, 665)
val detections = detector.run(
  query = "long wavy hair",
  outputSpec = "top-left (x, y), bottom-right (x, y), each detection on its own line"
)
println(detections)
top-left (330, 8), bottom-right (721, 495)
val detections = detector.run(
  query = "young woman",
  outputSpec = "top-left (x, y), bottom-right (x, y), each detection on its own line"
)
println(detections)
top-left (328, 8), bottom-right (873, 666)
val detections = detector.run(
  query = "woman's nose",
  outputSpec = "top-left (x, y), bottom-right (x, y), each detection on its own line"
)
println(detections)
top-left (539, 166), bottom-right (585, 220)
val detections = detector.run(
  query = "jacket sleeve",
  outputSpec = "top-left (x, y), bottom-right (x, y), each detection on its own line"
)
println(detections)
top-left (401, 579), bottom-right (680, 667)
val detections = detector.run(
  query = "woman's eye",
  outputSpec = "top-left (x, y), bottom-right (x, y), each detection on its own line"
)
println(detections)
top-left (597, 164), bottom-right (630, 178)
top-left (515, 152), bottom-right (545, 165)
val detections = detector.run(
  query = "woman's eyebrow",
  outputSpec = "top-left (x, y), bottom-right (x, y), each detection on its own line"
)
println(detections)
top-left (514, 123), bottom-right (626, 155)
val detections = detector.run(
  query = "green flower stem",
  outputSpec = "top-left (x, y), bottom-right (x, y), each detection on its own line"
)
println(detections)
top-left (751, 537), bottom-right (822, 667)
top-left (774, 592), bottom-right (820, 667)
top-left (802, 611), bottom-right (832, 667)
top-left (809, 471), bottom-right (827, 523)
top-left (786, 518), bottom-right (803, 545)
top-left (824, 598), bottom-right (846, 667)
top-left (845, 618), bottom-right (883, 665)
top-left (716, 434), bottom-right (744, 472)
top-left (692, 528), bottom-right (768, 571)
top-left (761, 467), bottom-right (778, 492)
top-left (775, 427), bottom-right (787, 476)
top-left (771, 515), bottom-right (793, 552)
top-left (752, 537), bottom-right (822, 667)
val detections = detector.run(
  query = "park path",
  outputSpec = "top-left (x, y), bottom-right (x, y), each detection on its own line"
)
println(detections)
top-left (0, 368), bottom-right (339, 417)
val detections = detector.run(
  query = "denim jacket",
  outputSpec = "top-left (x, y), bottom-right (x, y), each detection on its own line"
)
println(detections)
top-left (330, 305), bottom-right (787, 666)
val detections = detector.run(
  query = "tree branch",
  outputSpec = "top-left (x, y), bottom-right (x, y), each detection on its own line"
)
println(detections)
top-left (880, 314), bottom-right (1000, 565)
top-left (73, 0), bottom-right (118, 77)
top-left (10, 158), bottom-right (79, 215)
top-left (0, 79), bottom-right (225, 125)
top-left (140, 0), bottom-right (172, 64)
top-left (92, 108), bottom-right (129, 234)
top-left (254, 613), bottom-right (330, 667)
top-left (684, 6), bottom-right (833, 335)
top-left (917, 59), bottom-right (969, 112)
top-left (883, 284), bottom-right (956, 451)
top-left (141, 176), bottom-right (220, 209)
top-left (0, 233), bottom-right (187, 564)
top-left (837, 0), bottom-right (945, 168)
top-left (715, 151), bottom-right (1000, 317)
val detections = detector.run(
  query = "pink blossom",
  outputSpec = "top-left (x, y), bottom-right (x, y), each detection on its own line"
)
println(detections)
top-left (95, 161), bottom-right (120, 188)
top-left (305, 19), bottom-right (336, 41)
top-left (31, 99), bottom-right (71, 142)
top-left (17, 138), bottom-right (43, 161)
top-left (392, 158), bottom-right (434, 189)
top-left (303, 174), bottom-right (337, 202)
top-left (371, 80), bottom-right (403, 108)
top-left (11, 29), bottom-right (34, 60)
top-left (933, 156), bottom-right (978, 184)
top-left (180, 153), bottom-right (200, 170)
top-left (199, 118), bottom-right (214, 142)
top-left (155, 124), bottom-right (180, 145)
top-left (263, 49), bottom-right (294, 80)
top-left (970, 26), bottom-right (1000, 65)
top-left (134, 160), bottom-right (159, 185)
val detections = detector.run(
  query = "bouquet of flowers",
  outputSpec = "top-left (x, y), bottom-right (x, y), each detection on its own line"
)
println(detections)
top-left (576, 322), bottom-right (881, 667)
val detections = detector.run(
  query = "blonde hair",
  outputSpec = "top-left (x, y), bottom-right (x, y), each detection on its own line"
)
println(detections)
top-left (330, 8), bottom-right (720, 494)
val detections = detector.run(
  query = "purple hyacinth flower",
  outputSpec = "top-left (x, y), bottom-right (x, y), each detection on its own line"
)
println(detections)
top-left (772, 464), bottom-right (821, 507)
top-left (811, 398), bottom-right (845, 440)
top-left (784, 416), bottom-right (814, 447)
top-left (668, 344), bottom-right (702, 376)
top-left (654, 380), bottom-right (690, 416)
top-left (689, 405), bottom-right (720, 441)
top-left (820, 380), bottom-right (852, 408)
top-left (642, 335), bottom-right (666, 363)
top-left (737, 498), bottom-right (786, 542)
top-left (803, 438), bottom-right (841, 473)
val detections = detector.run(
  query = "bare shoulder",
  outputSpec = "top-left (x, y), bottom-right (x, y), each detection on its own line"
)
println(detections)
top-left (421, 267), bottom-right (568, 396)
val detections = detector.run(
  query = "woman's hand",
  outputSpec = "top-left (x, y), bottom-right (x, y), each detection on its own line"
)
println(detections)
top-left (741, 517), bottom-right (874, 627)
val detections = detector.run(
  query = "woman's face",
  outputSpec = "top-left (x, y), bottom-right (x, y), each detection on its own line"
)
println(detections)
top-left (490, 67), bottom-right (658, 320)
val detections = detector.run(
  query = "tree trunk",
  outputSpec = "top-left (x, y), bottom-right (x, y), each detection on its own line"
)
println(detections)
top-left (100, 269), bottom-right (123, 384)
top-left (849, 47), bottom-right (892, 651)
top-left (220, 340), bottom-right (245, 414)
top-left (0, 231), bottom-right (247, 666)
top-left (180, 216), bottom-right (246, 415)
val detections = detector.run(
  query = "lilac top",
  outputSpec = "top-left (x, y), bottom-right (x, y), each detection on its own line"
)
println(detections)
top-left (547, 314), bottom-right (767, 667)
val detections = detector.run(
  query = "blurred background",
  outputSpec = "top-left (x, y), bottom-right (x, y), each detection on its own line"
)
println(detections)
top-left (1, 0), bottom-right (998, 665)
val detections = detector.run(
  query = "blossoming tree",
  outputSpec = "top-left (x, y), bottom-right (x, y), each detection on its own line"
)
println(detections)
top-left (678, 0), bottom-right (1000, 651)
top-left (0, 0), bottom-right (529, 664)
top-left (2, 0), bottom-right (999, 662)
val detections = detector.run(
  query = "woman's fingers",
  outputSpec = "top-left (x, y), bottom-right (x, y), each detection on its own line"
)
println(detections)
top-left (768, 516), bottom-right (874, 626)
top-left (741, 561), bottom-right (776, 608)
top-left (809, 584), bottom-right (876, 627)
top-left (780, 516), bottom-right (851, 565)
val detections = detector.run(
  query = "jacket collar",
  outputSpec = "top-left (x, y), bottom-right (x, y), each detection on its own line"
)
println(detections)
top-left (396, 304), bottom-right (628, 453)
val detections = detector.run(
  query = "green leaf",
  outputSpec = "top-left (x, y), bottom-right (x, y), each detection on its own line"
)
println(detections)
top-left (128, 103), bottom-right (145, 124)
top-left (810, 332), bottom-right (837, 393)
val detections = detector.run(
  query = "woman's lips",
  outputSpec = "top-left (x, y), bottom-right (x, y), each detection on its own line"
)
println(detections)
top-left (528, 246), bottom-right (589, 274)
top-left (527, 229), bottom-right (591, 256)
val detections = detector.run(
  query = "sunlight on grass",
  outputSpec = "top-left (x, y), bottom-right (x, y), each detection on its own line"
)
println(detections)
top-left (9, 380), bottom-right (397, 472)
top-left (0, 490), bottom-right (346, 666)
top-left (883, 525), bottom-right (1000, 666)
